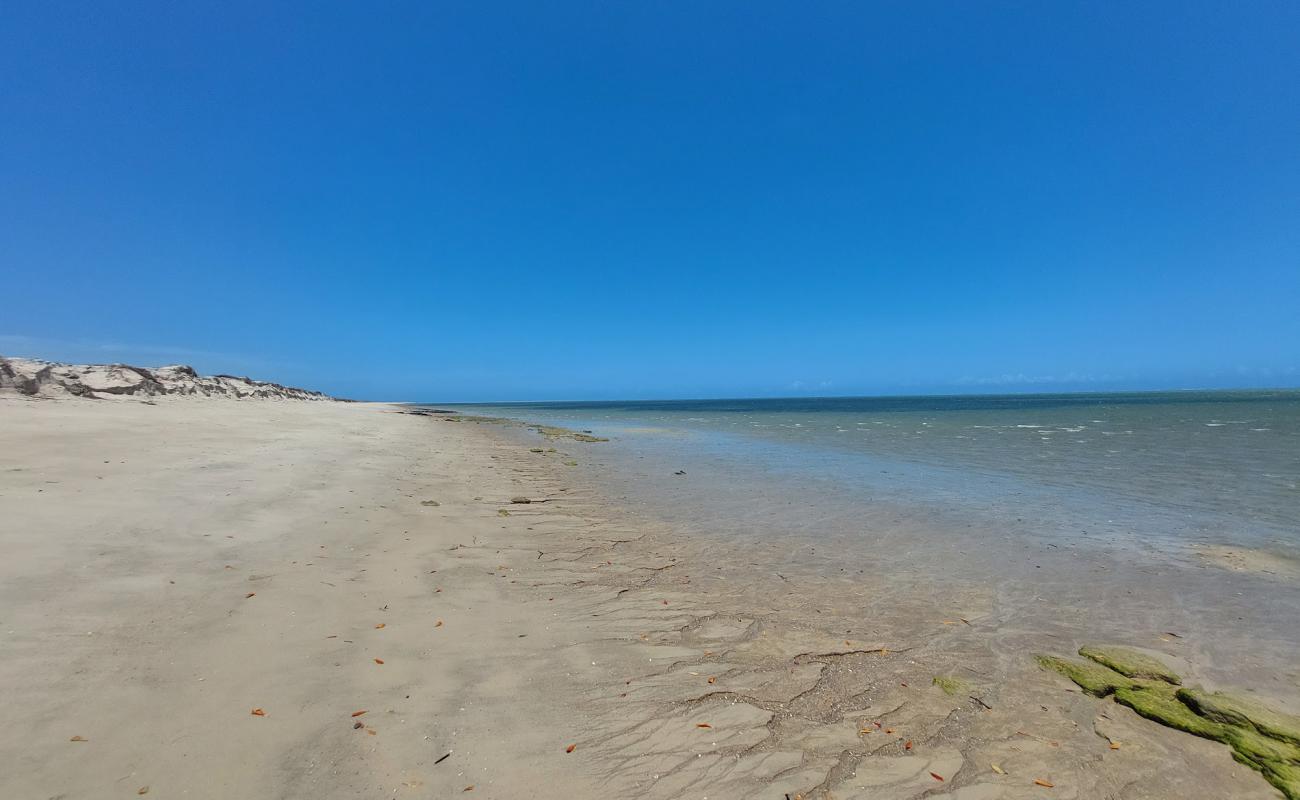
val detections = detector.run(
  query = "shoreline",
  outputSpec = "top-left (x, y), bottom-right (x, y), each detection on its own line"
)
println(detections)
top-left (0, 397), bottom-right (1292, 798)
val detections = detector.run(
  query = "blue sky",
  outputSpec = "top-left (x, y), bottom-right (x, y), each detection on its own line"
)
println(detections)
top-left (2, 2), bottom-right (1297, 401)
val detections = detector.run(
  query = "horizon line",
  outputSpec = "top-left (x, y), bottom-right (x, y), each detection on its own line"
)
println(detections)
top-left (410, 384), bottom-right (1300, 407)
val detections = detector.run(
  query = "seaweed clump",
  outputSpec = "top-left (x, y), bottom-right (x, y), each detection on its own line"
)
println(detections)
top-left (932, 675), bottom-right (966, 696)
top-left (1036, 644), bottom-right (1300, 799)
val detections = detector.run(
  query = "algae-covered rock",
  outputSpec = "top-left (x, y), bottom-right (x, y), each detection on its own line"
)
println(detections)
top-left (1260, 760), bottom-right (1300, 800)
top-left (1035, 654), bottom-right (1135, 697)
top-left (1039, 650), bottom-right (1300, 800)
top-left (1113, 683), bottom-right (1225, 739)
top-left (932, 675), bottom-right (965, 696)
top-left (1079, 645), bottom-right (1181, 684)
top-left (1223, 726), bottom-right (1300, 769)
top-left (1178, 688), bottom-right (1300, 747)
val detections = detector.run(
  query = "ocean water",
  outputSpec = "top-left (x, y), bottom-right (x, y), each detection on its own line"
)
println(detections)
top-left (434, 391), bottom-right (1300, 692)
top-left (447, 391), bottom-right (1300, 557)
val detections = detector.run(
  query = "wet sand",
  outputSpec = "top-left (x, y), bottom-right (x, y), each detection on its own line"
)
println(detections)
top-left (0, 398), bottom-right (1291, 798)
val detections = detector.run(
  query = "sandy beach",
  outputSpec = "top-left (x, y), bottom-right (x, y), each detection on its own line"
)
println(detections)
top-left (1, 396), bottom-right (1294, 799)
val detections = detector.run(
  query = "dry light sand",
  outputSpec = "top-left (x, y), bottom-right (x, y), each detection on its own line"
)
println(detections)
top-left (0, 397), bottom-right (1288, 799)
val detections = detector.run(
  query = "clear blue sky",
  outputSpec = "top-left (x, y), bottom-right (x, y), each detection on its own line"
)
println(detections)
top-left (2, 2), bottom-right (1297, 401)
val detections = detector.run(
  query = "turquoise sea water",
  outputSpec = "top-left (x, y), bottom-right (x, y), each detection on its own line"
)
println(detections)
top-left (444, 391), bottom-right (1300, 558)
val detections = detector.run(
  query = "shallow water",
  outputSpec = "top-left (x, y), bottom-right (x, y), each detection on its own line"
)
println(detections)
top-left (447, 391), bottom-right (1300, 552)
top-left (432, 392), bottom-right (1300, 696)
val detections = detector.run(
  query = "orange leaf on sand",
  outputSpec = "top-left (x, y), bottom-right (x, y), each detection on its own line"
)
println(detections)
top-left (1033, 779), bottom-right (1055, 788)
top-left (374, 658), bottom-right (384, 665)
top-left (351, 710), bottom-right (367, 717)
top-left (565, 744), bottom-right (576, 753)
top-left (375, 623), bottom-right (385, 629)
top-left (245, 592), bottom-right (255, 599)
top-left (696, 723), bottom-right (712, 729)
top-left (366, 729), bottom-right (377, 736)
top-left (905, 740), bottom-right (913, 750)
top-left (930, 772), bottom-right (944, 781)
top-left (463, 786), bottom-right (474, 792)
top-left (70, 736), bottom-right (87, 742)
top-left (707, 676), bottom-right (716, 684)
top-left (435, 619), bottom-right (444, 628)
top-left (1109, 742), bottom-right (1121, 750)
top-left (250, 708), bottom-right (266, 716)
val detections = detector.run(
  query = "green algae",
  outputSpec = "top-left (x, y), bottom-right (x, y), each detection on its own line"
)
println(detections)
top-left (1226, 726), bottom-right (1300, 769)
top-left (1079, 645), bottom-right (1181, 684)
top-left (1179, 688), bottom-right (1300, 747)
top-left (1113, 683), bottom-right (1225, 738)
top-left (1038, 646), bottom-right (1300, 799)
top-left (932, 675), bottom-right (965, 695)
top-left (1261, 761), bottom-right (1300, 800)
top-left (1034, 654), bottom-right (1135, 697)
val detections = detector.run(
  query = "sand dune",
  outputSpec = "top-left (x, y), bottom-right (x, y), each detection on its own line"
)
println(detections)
top-left (0, 356), bottom-right (331, 400)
